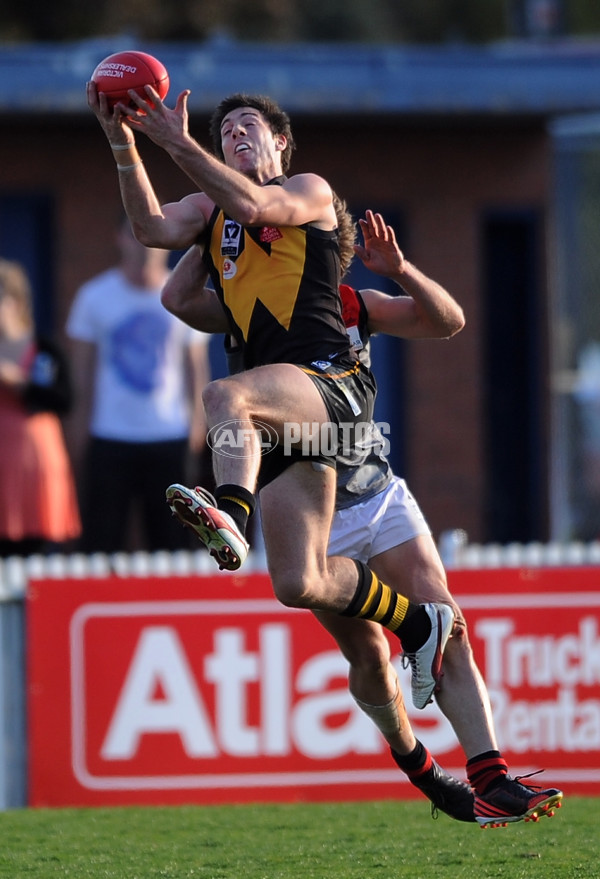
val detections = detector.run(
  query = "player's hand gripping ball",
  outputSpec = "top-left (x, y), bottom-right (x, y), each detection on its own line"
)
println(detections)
top-left (91, 50), bottom-right (169, 108)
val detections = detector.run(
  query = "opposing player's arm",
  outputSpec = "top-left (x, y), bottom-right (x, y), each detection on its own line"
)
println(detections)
top-left (360, 280), bottom-right (464, 340)
top-left (161, 244), bottom-right (230, 333)
top-left (355, 209), bottom-right (465, 339)
top-left (361, 264), bottom-right (465, 340)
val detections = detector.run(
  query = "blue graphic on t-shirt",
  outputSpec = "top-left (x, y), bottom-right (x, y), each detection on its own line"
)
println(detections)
top-left (109, 311), bottom-right (169, 393)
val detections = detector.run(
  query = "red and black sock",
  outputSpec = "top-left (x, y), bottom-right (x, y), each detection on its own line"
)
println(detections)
top-left (466, 750), bottom-right (508, 795)
top-left (390, 740), bottom-right (432, 780)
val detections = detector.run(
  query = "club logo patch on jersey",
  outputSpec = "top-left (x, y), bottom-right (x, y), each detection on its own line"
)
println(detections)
top-left (311, 360), bottom-right (332, 372)
top-left (223, 258), bottom-right (237, 279)
top-left (260, 226), bottom-right (283, 243)
top-left (221, 220), bottom-right (242, 256)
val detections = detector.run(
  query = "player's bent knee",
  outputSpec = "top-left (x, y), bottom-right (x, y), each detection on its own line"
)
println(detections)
top-left (270, 569), bottom-right (318, 609)
top-left (202, 376), bottom-right (241, 415)
top-left (344, 640), bottom-right (390, 672)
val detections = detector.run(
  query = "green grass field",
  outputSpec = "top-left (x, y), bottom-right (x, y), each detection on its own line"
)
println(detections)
top-left (0, 796), bottom-right (593, 879)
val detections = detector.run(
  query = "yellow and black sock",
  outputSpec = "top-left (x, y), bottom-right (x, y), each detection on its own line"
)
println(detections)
top-left (214, 484), bottom-right (256, 536)
top-left (341, 560), bottom-right (431, 649)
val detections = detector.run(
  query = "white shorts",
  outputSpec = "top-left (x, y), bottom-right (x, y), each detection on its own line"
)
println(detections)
top-left (328, 476), bottom-right (431, 563)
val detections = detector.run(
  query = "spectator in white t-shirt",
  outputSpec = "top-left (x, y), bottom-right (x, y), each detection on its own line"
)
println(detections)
top-left (66, 218), bottom-right (210, 553)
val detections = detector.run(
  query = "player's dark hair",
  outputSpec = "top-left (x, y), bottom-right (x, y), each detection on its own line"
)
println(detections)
top-left (209, 93), bottom-right (296, 172)
top-left (333, 191), bottom-right (356, 277)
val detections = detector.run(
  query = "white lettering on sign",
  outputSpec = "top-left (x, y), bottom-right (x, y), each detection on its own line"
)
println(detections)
top-left (489, 687), bottom-right (600, 753)
top-left (100, 622), bottom-right (379, 762)
top-left (475, 616), bottom-right (600, 687)
top-left (294, 651), bottom-right (380, 758)
top-left (101, 627), bottom-right (217, 759)
top-left (98, 613), bottom-right (600, 767)
top-left (475, 615), bottom-right (600, 753)
top-left (204, 628), bottom-right (261, 756)
top-left (203, 625), bottom-right (294, 756)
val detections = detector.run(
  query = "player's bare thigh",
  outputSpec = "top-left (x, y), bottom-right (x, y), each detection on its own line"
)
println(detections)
top-left (260, 461), bottom-right (350, 607)
top-left (369, 533), bottom-right (464, 624)
top-left (203, 363), bottom-right (330, 435)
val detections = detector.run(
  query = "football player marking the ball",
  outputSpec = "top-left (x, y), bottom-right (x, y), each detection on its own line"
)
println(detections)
top-left (86, 84), bottom-right (458, 782)
top-left (160, 205), bottom-right (476, 823)
top-left (160, 207), bottom-right (564, 829)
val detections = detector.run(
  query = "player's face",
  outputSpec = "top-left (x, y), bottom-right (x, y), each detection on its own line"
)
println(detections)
top-left (220, 107), bottom-right (284, 181)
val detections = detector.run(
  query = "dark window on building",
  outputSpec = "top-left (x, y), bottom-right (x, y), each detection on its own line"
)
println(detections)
top-left (481, 209), bottom-right (547, 542)
top-left (0, 193), bottom-right (55, 334)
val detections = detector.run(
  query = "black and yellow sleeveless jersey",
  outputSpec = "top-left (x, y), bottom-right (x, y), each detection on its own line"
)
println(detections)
top-left (202, 178), bottom-right (352, 369)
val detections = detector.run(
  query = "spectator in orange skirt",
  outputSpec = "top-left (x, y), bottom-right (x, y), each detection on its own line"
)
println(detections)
top-left (0, 258), bottom-right (80, 557)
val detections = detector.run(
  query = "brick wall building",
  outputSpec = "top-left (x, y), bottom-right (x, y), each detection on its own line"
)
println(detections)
top-left (2, 39), bottom-right (599, 544)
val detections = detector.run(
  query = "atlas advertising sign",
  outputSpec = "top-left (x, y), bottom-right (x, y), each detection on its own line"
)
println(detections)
top-left (27, 567), bottom-right (600, 806)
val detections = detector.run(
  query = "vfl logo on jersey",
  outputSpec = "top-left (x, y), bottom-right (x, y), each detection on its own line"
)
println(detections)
top-left (311, 360), bottom-right (332, 372)
top-left (221, 220), bottom-right (242, 256)
top-left (260, 226), bottom-right (283, 243)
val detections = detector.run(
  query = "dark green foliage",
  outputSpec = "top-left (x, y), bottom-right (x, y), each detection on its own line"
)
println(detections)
top-left (2, 0), bottom-right (600, 45)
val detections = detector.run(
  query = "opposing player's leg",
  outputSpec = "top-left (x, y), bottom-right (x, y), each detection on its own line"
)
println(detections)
top-left (327, 479), bottom-right (563, 826)
top-left (472, 772), bottom-right (563, 828)
top-left (313, 610), bottom-right (475, 822)
top-left (369, 533), bottom-right (496, 749)
top-left (368, 528), bottom-right (563, 827)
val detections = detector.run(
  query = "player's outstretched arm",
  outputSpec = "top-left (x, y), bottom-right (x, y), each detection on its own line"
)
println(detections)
top-left (355, 210), bottom-right (465, 340)
top-left (354, 209), bottom-right (406, 278)
top-left (87, 81), bottom-right (211, 251)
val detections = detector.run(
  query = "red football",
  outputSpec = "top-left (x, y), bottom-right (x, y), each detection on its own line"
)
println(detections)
top-left (91, 51), bottom-right (169, 108)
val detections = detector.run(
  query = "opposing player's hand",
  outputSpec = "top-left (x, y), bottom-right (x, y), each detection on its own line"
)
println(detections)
top-left (120, 88), bottom-right (192, 152)
top-left (354, 210), bottom-right (405, 277)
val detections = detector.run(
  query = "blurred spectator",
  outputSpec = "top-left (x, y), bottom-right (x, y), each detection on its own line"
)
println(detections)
top-left (0, 258), bottom-right (81, 557)
top-left (66, 219), bottom-right (210, 553)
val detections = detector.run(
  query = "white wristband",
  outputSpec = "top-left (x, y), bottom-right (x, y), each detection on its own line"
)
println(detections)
top-left (117, 161), bottom-right (143, 171)
top-left (110, 143), bottom-right (135, 151)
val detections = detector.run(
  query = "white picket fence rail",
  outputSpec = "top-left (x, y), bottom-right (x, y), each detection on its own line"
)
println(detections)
top-left (437, 531), bottom-right (600, 570)
top-left (0, 549), bottom-right (270, 600)
top-left (1, 536), bottom-right (600, 600)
